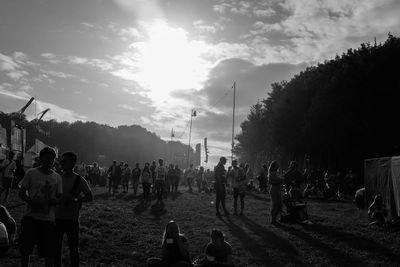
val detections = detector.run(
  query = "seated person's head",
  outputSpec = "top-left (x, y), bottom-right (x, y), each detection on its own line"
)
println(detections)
top-left (211, 229), bottom-right (224, 245)
top-left (164, 220), bottom-right (180, 239)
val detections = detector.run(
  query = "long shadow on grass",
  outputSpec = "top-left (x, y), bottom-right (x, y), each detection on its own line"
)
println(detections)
top-left (276, 223), bottom-right (365, 266)
top-left (150, 202), bottom-right (167, 220)
top-left (170, 192), bottom-right (183, 201)
top-left (134, 200), bottom-right (148, 215)
top-left (304, 224), bottom-right (399, 259)
top-left (237, 215), bottom-right (305, 266)
top-left (218, 216), bottom-right (300, 266)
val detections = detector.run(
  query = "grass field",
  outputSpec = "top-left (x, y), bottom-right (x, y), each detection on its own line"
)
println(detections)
top-left (2, 186), bottom-right (400, 267)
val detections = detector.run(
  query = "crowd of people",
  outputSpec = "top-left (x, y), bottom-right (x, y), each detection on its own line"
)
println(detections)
top-left (0, 146), bottom-right (379, 267)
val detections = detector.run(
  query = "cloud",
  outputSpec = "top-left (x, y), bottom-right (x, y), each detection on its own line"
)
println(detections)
top-left (253, 7), bottom-right (276, 18)
top-left (6, 70), bottom-right (29, 81)
top-left (113, 0), bottom-right (164, 20)
top-left (40, 69), bottom-right (75, 79)
top-left (41, 53), bottom-right (61, 64)
top-left (118, 103), bottom-right (139, 111)
top-left (0, 53), bottom-right (20, 71)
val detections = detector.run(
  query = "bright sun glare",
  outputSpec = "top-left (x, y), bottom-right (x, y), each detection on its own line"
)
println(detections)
top-left (131, 20), bottom-right (211, 103)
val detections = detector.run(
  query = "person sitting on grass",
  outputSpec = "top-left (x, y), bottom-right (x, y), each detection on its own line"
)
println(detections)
top-left (368, 195), bottom-right (386, 225)
top-left (147, 220), bottom-right (191, 267)
top-left (0, 205), bottom-right (17, 254)
top-left (197, 229), bottom-right (234, 267)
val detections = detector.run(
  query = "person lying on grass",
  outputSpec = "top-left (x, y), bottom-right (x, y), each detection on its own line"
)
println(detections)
top-left (196, 229), bottom-right (234, 267)
top-left (368, 195), bottom-right (387, 225)
top-left (147, 220), bottom-right (191, 267)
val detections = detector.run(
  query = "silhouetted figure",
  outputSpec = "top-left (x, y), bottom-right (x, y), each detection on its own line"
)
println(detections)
top-left (283, 161), bottom-right (303, 191)
top-left (18, 147), bottom-right (63, 267)
top-left (142, 163), bottom-right (152, 203)
top-left (107, 161), bottom-right (118, 194)
top-left (147, 221), bottom-right (191, 267)
top-left (150, 161), bottom-right (157, 194)
top-left (122, 163), bottom-right (131, 193)
top-left (185, 164), bottom-right (195, 192)
top-left (131, 163), bottom-right (141, 195)
top-left (198, 229), bottom-right (234, 267)
top-left (166, 164), bottom-right (175, 195)
top-left (172, 165), bottom-right (181, 193)
top-left (55, 151), bottom-right (93, 267)
top-left (0, 151), bottom-right (16, 204)
top-left (268, 161), bottom-right (283, 224)
top-left (230, 160), bottom-right (246, 215)
top-left (155, 159), bottom-right (166, 204)
top-left (215, 157), bottom-right (229, 216)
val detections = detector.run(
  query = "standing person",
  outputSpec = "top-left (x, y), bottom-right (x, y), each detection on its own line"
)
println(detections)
top-left (268, 161), bottom-right (283, 224)
top-left (150, 161), bottom-right (157, 194)
top-left (141, 163), bottom-right (152, 203)
top-left (155, 159), bottom-right (166, 204)
top-left (18, 147), bottom-right (63, 267)
top-left (147, 220), bottom-right (191, 267)
top-left (107, 161), bottom-right (118, 194)
top-left (131, 163), bottom-right (141, 196)
top-left (77, 163), bottom-right (87, 180)
top-left (185, 164), bottom-right (195, 192)
top-left (55, 152), bottom-right (93, 267)
top-left (214, 157), bottom-right (229, 216)
top-left (172, 165), bottom-right (181, 193)
top-left (89, 162), bottom-right (100, 187)
top-left (232, 161), bottom-right (247, 216)
top-left (122, 163), bottom-right (131, 193)
top-left (196, 167), bottom-right (204, 193)
top-left (166, 164), bottom-right (175, 196)
top-left (0, 151), bottom-right (16, 204)
top-left (114, 162), bottom-right (123, 193)
top-left (283, 161), bottom-right (303, 191)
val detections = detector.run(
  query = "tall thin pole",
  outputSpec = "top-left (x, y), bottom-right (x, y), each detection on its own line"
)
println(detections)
top-left (231, 81), bottom-right (236, 163)
top-left (187, 111), bottom-right (194, 168)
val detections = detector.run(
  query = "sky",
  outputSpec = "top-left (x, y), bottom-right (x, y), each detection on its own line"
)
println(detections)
top-left (1, 0), bottom-right (399, 166)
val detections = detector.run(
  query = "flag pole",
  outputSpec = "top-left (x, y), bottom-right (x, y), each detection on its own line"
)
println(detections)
top-left (231, 81), bottom-right (236, 163)
top-left (187, 110), bottom-right (194, 168)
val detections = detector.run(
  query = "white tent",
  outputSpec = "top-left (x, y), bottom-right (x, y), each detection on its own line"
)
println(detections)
top-left (364, 156), bottom-right (400, 218)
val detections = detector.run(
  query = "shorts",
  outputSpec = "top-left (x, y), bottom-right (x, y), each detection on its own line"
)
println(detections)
top-left (1, 177), bottom-right (13, 189)
top-left (19, 216), bottom-right (56, 258)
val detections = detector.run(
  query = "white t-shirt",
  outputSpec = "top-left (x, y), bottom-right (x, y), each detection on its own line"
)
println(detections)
top-left (156, 166), bottom-right (166, 181)
top-left (21, 168), bottom-right (63, 222)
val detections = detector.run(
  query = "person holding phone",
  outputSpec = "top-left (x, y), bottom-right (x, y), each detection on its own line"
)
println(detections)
top-left (147, 220), bottom-right (191, 267)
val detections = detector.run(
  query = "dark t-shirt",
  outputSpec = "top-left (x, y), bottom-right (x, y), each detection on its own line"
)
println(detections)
top-left (214, 163), bottom-right (226, 185)
top-left (205, 241), bottom-right (232, 263)
top-left (162, 235), bottom-right (190, 264)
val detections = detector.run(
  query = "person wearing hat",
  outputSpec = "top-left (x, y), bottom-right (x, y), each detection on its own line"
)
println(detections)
top-left (0, 151), bottom-right (16, 204)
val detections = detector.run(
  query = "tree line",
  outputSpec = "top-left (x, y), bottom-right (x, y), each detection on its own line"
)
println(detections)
top-left (0, 112), bottom-right (191, 166)
top-left (235, 34), bottom-right (400, 174)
